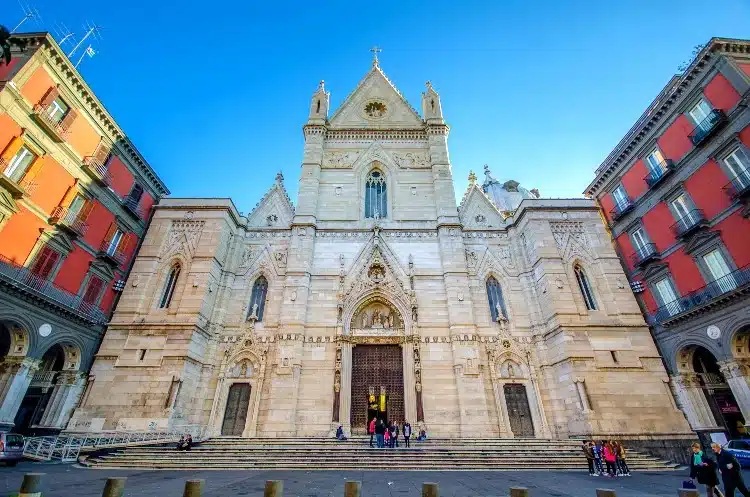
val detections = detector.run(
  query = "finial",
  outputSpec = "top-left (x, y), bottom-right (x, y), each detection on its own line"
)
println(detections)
top-left (483, 164), bottom-right (490, 174)
top-left (318, 80), bottom-right (325, 91)
top-left (425, 80), bottom-right (432, 89)
top-left (468, 171), bottom-right (477, 184)
top-left (275, 171), bottom-right (284, 184)
top-left (370, 46), bottom-right (382, 67)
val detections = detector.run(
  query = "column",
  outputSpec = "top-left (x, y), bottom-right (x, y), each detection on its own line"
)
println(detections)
top-left (671, 373), bottom-right (719, 430)
top-left (338, 342), bottom-right (352, 433)
top-left (573, 378), bottom-right (591, 412)
top-left (39, 371), bottom-right (86, 429)
top-left (720, 360), bottom-right (750, 423)
top-left (0, 358), bottom-right (39, 430)
top-left (402, 342), bottom-right (417, 424)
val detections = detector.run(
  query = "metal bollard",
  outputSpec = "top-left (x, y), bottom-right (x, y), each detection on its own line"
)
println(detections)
top-left (264, 480), bottom-right (283, 497)
top-left (596, 490), bottom-right (617, 497)
top-left (101, 477), bottom-right (127, 497)
top-left (678, 490), bottom-right (699, 497)
top-left (344, 481), bottom-right (361, 497)
top-left (510, 488), bottom-right (529, 497)
top-left (423, 482), bottom-right (439, 497)
top-left (184, 479), bottom-right (204, 497)
top-left (18, 473), bottom-right (44, 497)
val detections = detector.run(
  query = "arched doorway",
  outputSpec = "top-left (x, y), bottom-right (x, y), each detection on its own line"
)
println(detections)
top-left (692, 346), bottom-right (745, 438)
top-left (14, 344), bottom-right (66, 433)
top-left (503, 383), bottom-right (534, 437)
top-left (221, 383), bottom-right (251, 436)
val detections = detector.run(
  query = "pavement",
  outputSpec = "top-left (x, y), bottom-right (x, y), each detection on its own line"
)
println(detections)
top-left (0, 460), bottom-right (742, 497)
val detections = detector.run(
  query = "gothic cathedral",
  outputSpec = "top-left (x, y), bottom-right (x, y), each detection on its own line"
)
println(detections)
top-left (70, 58), bottom-right (692, 446)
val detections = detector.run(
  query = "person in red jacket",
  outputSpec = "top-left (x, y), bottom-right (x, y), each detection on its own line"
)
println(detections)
top-left (603, 441), bottom-right (617, 477)
top-left (368, 417), bottom-right (376, 447)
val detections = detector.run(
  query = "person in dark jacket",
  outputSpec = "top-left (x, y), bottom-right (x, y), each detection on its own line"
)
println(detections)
top-left (582, 440), bottom-right (596, 476)
top-left (390, 422), bottom-right (399, 448)
top-left (402, 421), bottom-right (412, 448)
top-left (691, 442), bottom-right (724, 497)
top-left (713, 442), bottom-right (750, 496)
top-left (375, 418), bottom-right (386, 448)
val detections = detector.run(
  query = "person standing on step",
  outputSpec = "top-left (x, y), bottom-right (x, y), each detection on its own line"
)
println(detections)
top-left (403, 420), bottom-right (412, 448)
top-left (603, 441), bottom-right (617, 477)
top-left (375, 418), bottom-right (386, 448)
top-left (592, 440), bottom-right (604, 475)
top-left (369, 417), bottom-right (376, 447)
top-left (390, 421), bottom-right (399, 448)
top-left (384, 423), bottom-right (391, 448)
top-left (582, 440), bottom-right (596, 476)
top-left (691, 442), bottom-right (724, 497)
top-left (712, 442), bottom-right (750, 496)
top-left (615, 441), bottom-right (630, 476)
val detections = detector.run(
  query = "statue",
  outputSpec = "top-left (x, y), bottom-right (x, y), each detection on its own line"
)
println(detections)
top-left (386, 314), bottom-right (393, 329)
top-left (508, 363), bottom-right (515, 377)
top-left (249, 303), bottom-right (259, 321)
top-left (372, 309), bottom-right (382, 328)
top-left (361, 312), bottom-right (369, 329)
top-left (495, 303), bottom-right (506, 322)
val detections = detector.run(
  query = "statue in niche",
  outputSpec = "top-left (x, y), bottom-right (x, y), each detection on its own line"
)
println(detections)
top-left (353, 302), bottom-right (401, 330)
top-left (507, 363), bottom-right (515, 377)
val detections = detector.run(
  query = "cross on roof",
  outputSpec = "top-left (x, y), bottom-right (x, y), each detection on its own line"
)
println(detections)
top-left (370, 46), bottom-right (382, 66)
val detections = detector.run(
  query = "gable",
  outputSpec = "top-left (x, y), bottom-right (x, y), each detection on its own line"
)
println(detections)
top-left (458, 185), bottom-right (506, 229)
top-left (329, 67), bottom-right (423, 129)
top-left (247, 182), bottom-right (294, 229)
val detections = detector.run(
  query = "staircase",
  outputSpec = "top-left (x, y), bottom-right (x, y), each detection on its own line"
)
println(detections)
top-left (82, 437), bottom-right (681, 471)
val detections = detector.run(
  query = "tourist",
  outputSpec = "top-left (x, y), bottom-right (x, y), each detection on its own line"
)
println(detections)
top-left (369, 417), bottom-right (376, 447)
top-left (375, 418), bottom-right (386, 448)
top-left (592, 440), bottom-right (604, 475)
top-left (615, 441), bottom-right (630, 476)
top-left (603, 441), bottom-right (617, 477)
top-left (712, 442), bottom-right (749, 496)
top-left (390, 422), bottom-right (399, 448)
top-left (384, 425), bottom-right (391, 448)
top-left (403, 420), bottom-right (412, 448)
top-left (417, 428), bottom-right (427, 441)
top-left (336, 425), bottom-right (347, 441)
top-left (176, 436), bottom-right (186, 451)
top-left (582, 440), bottom-right (596, 476)
top-left (185, 434), bottom-right (193, 451)
top-left (691, 442), bottom-right (724, 497)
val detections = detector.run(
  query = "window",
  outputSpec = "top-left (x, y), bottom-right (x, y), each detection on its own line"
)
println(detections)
top-left (645, 148), bottom-right (665, 174)
top-left (106, 230), bottom-right (124, 256)
top-left (630, 227), bottom-right (651, 256)
top-left (248, 275), bottom-right (268, 321)
top-left (3, 146), bottom-right (37, 182)
top-left (29, 246), bottom-right (60, 280)
top-left (128, 183), bottom-right (144, 203)
top-left (612, 185), bottom-right (629, 210)
top-left (138, 349), bottom-right (147, 361)
top-left (46, 97), bottom-right (69, 123)
top-left (67, 195), bottom-right (86, 219)
top-left (724, 147), bottom-right (750, 188)
top-left (365, 170), bottom-right (387, 218)
top-left (82, 276), bottom-right (105, 305)
top-left (671, 193), bottom-right (697, 225)
top-left (158, 264), bottom-right (181, 309)
top-left (486, 276), bottom-right (507, 321)
top-left (574, 265), bottom-right (597, 310)
top-left (654, 277), bottom-right (681, 316)
top-left (703, 249), bottom-right (737, 293)
top-left (689, 98), bottom-right (713, 124)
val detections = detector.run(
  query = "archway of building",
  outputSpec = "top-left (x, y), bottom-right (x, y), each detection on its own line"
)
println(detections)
top-left (690, 345), bottom-right (745, 438)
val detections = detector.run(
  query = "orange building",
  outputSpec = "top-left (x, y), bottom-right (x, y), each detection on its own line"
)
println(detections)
top-left (0, 32), bottom-right (168, 434)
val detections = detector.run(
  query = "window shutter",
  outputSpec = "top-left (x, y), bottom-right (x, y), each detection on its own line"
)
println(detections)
top-left (77, 199), bottom-right (95, 221)
top-left (82, 276), bottom-right (105, 304)
top-left (39, 87), bottom-right (60, 107)
top-left (93, 140), bottom-right (111, 163)
top-left (118, 232), bottom-right (133, 255)
top-left (0, 137), bottom-right (23, 162)
top-left (102, 223), bottom-right (117, 244)
top-left (30, 247), bottom-right (60, 280)
top-left (20, 155), bottom-right (45, 183)
top-left (60, 108), bottom-right (78, 133)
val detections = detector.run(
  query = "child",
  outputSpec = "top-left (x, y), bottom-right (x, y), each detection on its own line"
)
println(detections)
top-left (384, 427), bottom-right (391, 448)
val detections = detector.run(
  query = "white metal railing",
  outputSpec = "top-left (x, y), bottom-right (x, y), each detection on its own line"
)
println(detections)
top-left (29, 370), bottom-right (58, 388)
top-left (23, 424), bottom-right (206, 462)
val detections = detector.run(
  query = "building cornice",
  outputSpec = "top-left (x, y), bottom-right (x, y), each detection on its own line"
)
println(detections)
top-left (584, 37), bottom-right (750, 197)
top-left (324, 128), bottom-right (428, 142)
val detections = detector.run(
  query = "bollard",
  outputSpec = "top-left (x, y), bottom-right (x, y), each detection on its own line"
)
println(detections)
top-left (184, 479), bottom-right (204, 497)
top-left (510, 488), bottom-right (529, 497)
top-left (344, 481), bottom-right (361, 497)
top-left (678, 490), bottom-right (699, 497)
top-left (264, 480), bottom-right (283, 497)
top-left (18, 473), bottom-right (44, 497)
top-left (101, 477), bottom-right (127, 497)
top-left (595, 490), bottom-right (616, 497)
top-left (423, 482), bottom-right (439, 497)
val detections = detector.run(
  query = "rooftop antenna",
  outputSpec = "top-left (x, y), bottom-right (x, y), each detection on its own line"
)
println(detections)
top-left (12, 2), bottom-right (43, 33)
top-left (53, 23), bottom-right (76, 49)
top-left (75, 45), bottom-right (97, 69)
top-left (67, 21), bottom-right (102, 59)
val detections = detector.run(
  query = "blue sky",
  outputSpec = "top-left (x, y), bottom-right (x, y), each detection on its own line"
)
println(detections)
top-left (8, 0), bottom-right (750, 213)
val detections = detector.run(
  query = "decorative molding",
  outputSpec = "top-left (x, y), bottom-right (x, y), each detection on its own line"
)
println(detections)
top-left (159, 220), bottom-right (205, 260)
top-left (322, 150), bottom-right (361, 169)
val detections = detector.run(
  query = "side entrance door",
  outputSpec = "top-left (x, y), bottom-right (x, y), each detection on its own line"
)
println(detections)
top-left (504, 383), bottom-right (535, 437)
top-left (221, 383), bottom-right (251, 436)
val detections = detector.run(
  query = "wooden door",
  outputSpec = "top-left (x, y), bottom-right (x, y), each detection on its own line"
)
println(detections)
top-left (350, 345), bottom-right (404, 429)
top-left (504, 383), bottom-right (535, 437)
top-left (221, 383), bottom-right (251, 436)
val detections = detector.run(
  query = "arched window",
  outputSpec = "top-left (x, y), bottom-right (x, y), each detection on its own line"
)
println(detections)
top-left (158, 263), bottom-right (181, 309)
top-left (248, 275), bottom-right (269, 321)
top-left (574, 264), bottom-right (597, 310)
top-left (486, 276), bottom-right (507, 321)
top-left (365, 170), bottom-right (387, 218)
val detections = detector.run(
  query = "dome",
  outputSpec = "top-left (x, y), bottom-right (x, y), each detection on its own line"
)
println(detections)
top-left (481, 165), bottom-right (539, 213)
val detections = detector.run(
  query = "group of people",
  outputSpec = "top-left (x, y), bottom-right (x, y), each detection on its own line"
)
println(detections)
top-left (364, 418), bottom-right (426, 448)
top-left (690, 442), bottom-right (750, 497)
top-left (175, 434), bottom-right (193, 451)
top-left (582, 440), bottom-right (630, 477)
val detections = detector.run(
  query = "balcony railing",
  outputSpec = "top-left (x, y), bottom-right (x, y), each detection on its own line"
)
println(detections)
top-left (98, 240), bottom-right (126, 266)
top-left (689, 110), bottom-right (727, 146)
top-left (49, 206), bottom-right (89, 237)
top-left (609, 198), bottom-right (635, 222)
top-left (652, 263), bottom-right (750, 324)
top-left (670, 209), bottom-right (706, 238)
top-left (0, 254), bottom-right (106, 324)
top-left (0, 158), bottom-right (38, 198)
top-left (30, 370), bottom-right (58, 389)
top-left (644, 160), bottom-right (676, 188)
top-left (122, 196), bottom-right (146, 219)
top-left (723, 170), bottom-right (750, 199)
top-left (630, 243), bottom-right (660, 267)
top-left (32, 104), bottom-right (71, 141)
top-left (82, 156), bottom-right (113, 186)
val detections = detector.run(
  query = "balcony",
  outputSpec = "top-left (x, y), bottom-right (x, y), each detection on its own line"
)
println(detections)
top-left (689, 110), bottom-right (727, 147)
top-left (609, 198), bottom-right (635, 222)
top-left (651, 263), bottom-right (750, 324)
top-left (31, 104), bottom-right (71, 142)
top-left (122, 196), bottom-right (146, 219)
top-left (630, 243), bottom-right (660, 268)
top-left (0, 254), bottom-right (106, 324)
top-left (723, 170), bottom-right (750, 200)
top-left (0, 159), bottom-right (38, 199)
top-left (643, 160), bottom-right (676, 188)
top-left (98, 240), bottom-right (126, 267)
top-left (82, 155), bottom-right (113, 187)
top-left (49, 206), bottom-right (89, 238)
top-left (670, 209), bottom-right (707, 238)
top-left (30, 370), bottom-right (58, 389)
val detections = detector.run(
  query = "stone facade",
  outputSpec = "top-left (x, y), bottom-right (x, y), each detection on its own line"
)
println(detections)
top-left (70, 60), bottom-right (692, 443)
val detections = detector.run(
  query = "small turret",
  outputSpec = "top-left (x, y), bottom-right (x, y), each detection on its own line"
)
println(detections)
top-left (308, 80), bottom-right (330, 124)
top-left (421, 81), bottom-right (444, 124)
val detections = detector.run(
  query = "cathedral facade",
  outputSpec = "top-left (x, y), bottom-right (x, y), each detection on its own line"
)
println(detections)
top-left (70, 59), bottom-right (692, 447)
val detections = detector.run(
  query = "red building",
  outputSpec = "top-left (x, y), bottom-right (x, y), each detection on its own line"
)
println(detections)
top-left (585, 38), bottom-right (750, 443)
top-left (0, 32), bottom-right (168, 433)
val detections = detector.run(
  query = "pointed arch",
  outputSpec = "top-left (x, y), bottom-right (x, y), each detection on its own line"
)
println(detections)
top-left (486, 275), bottom-right (507, 322)
top-left (158, 262), bottom-right (181, 309)
top-left (364, 167), bottom-right (387, 219)
top-left (573, 261), bottom-right (597, 311)
top-left (248, 275), bottom-right (269, 322)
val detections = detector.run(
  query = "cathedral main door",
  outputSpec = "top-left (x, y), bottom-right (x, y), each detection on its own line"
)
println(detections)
top-left (221, 383), bottom-right (251, 436)
top-left (504, 383), bottom-right (535, 437)
top-left (351, 345), bottom-right (404, 430)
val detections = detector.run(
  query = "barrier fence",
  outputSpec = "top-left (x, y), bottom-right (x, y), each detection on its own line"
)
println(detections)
top-left (14, 473), bottom-right (703, 497)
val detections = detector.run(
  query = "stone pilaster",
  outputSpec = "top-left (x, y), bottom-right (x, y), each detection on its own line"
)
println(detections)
top-left (338, 342), bottom-right (353, 433)
top-left (0, 358), bottom-right (39, 430)
top-left (38, 371), bottom-right (86, 429)
top-left (719, 360), bottom-right (750, 423)
top-left (671, 373), bottom-right (721, 430)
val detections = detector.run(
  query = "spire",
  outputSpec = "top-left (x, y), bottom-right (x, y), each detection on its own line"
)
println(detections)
top-left (308, 79), bottom-right (330, 123)
top-left (422, 80), bottom-right (444, 124)
top-left (483, 164), bottom-right (498, 186)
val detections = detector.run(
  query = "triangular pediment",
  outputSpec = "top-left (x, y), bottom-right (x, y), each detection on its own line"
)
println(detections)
top-left (0, 190), bottom-right (19, 215)
top-left (458, 184), bottom-right (506, 229)
top-left (329, 65), bottom-right (423, 129)
top-left (247, 175), bottom-right (295, 229)
top-left (682, 229), bottom-right (721, 255)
